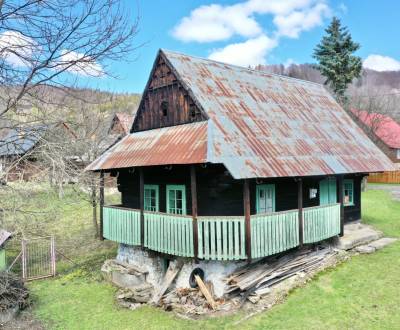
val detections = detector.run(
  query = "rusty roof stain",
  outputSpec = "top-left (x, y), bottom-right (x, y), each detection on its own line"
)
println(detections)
top-left (86, 121), bottom-right (207, 170)
top-left (86, 49), bottom-right (395, 177)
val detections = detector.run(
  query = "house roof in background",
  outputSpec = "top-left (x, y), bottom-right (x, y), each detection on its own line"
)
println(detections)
top-left (0, 229), bottom-right (12, 247)
top-left (109, 112), bottom-right (135, 135)
top-left (86, 121), bottom-right (207, 170)
top-left (352, 110), bottom-right (400, 149)
top-left (86, 50), bottom-right (394, 178)
top-left (0, 125), bottom-right (47, 157)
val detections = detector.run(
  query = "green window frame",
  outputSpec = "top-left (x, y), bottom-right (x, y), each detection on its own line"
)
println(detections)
top-left (319, 177), bottom-right (337, 205)
top-left (343, 179), bottom-right (354, 206)
top-left (144, 184), bottom-right (159, 212)
top-left (256, 184), bottom-right (275, 214)
top-left (166, 185), bottom-right (186, 215)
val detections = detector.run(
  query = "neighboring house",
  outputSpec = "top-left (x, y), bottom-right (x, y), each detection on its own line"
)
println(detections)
top-left (0, 125), bottom-right (47, 181)
top-left (108, 112), bottom-right (135, 136)
top-left (352, 110), bottom-right (400, 183)
top-left (86, 50), bottom-right (393, 270)
top-left (0, 230), bottom-right (11, 271)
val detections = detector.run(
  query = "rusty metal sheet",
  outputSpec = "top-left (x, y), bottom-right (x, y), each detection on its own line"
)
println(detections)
top-left (85, 121), bottom-right (208, 171)
top-left (162, 49), bottom-right (394, 178)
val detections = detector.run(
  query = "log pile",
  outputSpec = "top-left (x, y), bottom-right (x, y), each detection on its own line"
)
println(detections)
top-left (225, 247), bottom-right (337, 302)
top-left (0, 272), bottom-right (29, 312)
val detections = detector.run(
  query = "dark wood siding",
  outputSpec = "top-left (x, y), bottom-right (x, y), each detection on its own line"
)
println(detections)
top-left (117, 165), bottom-right (362, 222)
top-left (132, 54), bottom-right (207, 132)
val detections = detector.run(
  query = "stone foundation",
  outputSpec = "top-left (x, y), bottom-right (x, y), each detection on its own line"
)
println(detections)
top-left (116, 244), bottom-right (245, 297)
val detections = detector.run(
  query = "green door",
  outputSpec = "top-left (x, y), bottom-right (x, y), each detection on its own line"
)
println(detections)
top-left (256, 184), bottom-right (275, 214)
top-left (319, 178), bottom-right (337, 205)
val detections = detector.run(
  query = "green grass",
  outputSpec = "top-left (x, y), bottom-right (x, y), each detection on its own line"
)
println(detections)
top-left (28, 189), bottom-right (400, 329)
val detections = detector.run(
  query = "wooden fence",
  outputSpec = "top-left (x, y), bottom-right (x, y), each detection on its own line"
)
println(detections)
top-left (143, 211), bottom-right (194, 257)
top-left (103, 203), bottom-right (340, 260)
top-left (303, 204), bottom-right (341, 244)
top-left (368, 171), bottom-right (400, 184)
top-left (250, 210), bottom-right (299, 259)
top-left (197, 216), bottom-right (246, 260)
top-left (103, 206), bottom-right (141, 245)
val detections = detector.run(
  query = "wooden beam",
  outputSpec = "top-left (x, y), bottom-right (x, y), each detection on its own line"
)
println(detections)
top-left (338, 175), bottom-right (345, 236)
top-left (99, 171), bottom-right (105, 241)
top-left (243, 179), bottom-right (251, 262)
top-left (190, 165), bottom-right (199, 260)
top-left (139, 168), bottom-right (144, 246)
top-left (297, 178), bottom-right (303, 246)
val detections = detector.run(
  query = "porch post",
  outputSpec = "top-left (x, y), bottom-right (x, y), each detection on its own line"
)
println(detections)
top-left (243, 179), bottom-right (251, 261)
top-left (338, 175), bottom-right (344, 236)
top-left (99, 171), bottom-right (104, 241)
top-left (190, 165), bottom-right (199, 260)
top-left (139, 167), bottom-right (144, 246)
top-left (297, 178), bottom-right (303, 246)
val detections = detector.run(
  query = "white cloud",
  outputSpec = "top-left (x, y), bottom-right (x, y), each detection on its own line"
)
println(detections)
top-left (338, 3), bottom-right (348, 14)
top-left (273, 3), bottom-right (330, 38)
top-left (363, 55), bottom-right (400, 72)
top-left (0, 31), bottom-right (37, 67)
top-left (172, 0), bottom-right (331, 67)
top-left (284, 58), bottom-right (298, 68)
top-left (208, 35), bottom-right (278, 67)
top-left (58, 50), bottom-right (104, 77)
top-left (172, 4), bottom-right (261, 42)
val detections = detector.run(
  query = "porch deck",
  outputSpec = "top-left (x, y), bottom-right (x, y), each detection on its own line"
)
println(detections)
top-left (102, 203), bottom-right (340, 261)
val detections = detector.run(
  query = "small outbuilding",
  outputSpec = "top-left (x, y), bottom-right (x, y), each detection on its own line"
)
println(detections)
top-left (86, 50), bottom-right (393, 275)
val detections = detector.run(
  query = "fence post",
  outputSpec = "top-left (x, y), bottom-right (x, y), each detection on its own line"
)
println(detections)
top-left (297, 178), bottom-right (303, 246)
top-left (50, 237), bottom-right (56, 277)
top-left (190, 165), bottom-right (198, 261)
top-left (21, 239), bottom-right (26, 280)
top-left (99, 171), bottom-right (105, 240)
top-left (139, 168), bottom-right (144, 247)
top-left (243, 179), bottom-right (251, 262)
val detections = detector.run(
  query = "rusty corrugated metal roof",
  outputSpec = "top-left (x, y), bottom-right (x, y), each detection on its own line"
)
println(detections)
top-left (85, 121), bottom-right (208, 171)
top-left (86, 49), bottom-right (394, 177)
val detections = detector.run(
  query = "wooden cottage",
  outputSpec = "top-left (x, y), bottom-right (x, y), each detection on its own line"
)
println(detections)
top-left (86, 50), bottom-right (394, 262)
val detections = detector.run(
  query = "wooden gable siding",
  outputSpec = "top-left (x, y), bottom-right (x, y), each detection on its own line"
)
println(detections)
top-left (132, 54), bottom-right (207, 132)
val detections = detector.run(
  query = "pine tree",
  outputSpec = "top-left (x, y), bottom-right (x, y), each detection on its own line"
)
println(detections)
top-left (313, 17), bottom-right (362, 104)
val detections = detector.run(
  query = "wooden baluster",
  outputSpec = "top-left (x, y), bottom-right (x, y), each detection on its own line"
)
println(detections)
top-left (338, 175), bottom-right (344, 236)
top-left (297, 178), bottom-right (303, 246)
top-left (190, 165), bottom-right (199, 260)
top-left (243, 179), bottom-right (251, 262)
top-left (99, 171), bottom-right (104, 240)
top-left (139, 168), bottom-right (144, 246)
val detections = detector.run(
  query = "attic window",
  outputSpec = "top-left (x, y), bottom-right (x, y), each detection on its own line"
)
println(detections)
top-left (161, 101), bottom-right (168, 116)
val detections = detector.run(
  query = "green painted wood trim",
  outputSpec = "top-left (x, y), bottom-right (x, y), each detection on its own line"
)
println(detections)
top-left (250, 210), bottom-right (299, 259)
top-left (166, 184), bottom-right (187, 215)
top-left (256, 184), bottom-right (276, 214)
top-left (0, 249), bottom-right (6, 271)
top-left (319, 178), bottom-right (337, 205)
top-left (303, 203), bottom-right (341, 244)
top-left (197, 216), bottom-right (246, 260)
top-left (343, 179), bottom-right (354, 206)
top-left (103, 207), bottom-right (141, 245)
top-left (143, 211), bottom-right (194, 257)
top-left (144, 184), bottom-right (159, 211)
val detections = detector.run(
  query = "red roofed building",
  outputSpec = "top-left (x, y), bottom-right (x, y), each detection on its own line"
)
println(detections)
top-left (352, 109), bottom-right (400, 165)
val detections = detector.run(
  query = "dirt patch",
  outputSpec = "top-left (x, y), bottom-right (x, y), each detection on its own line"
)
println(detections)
top-left (2, 310), bottom-right (45, 330)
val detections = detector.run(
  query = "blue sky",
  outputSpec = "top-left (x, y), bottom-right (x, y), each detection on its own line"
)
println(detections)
top-left (85, 0), bottom-right (400, 93)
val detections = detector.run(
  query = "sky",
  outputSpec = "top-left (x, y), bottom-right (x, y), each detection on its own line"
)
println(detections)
top-left (2, 0), bottom-right (400, 93)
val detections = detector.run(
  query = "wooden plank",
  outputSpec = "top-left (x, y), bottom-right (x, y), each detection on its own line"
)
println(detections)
top-left (243, 179), bottom-right (251, 261)
top-left (151, 260), bottom-right (183, 305)
top-left (297, 178), bottom-right (303, 246)
top-left (190, 165), bottom-right (199, 260)
top-left (139, 168), bottom-right (144, 246)
top-left (338, 176), bottom-right (344, 237)
top-left (99, 172), bottom-right (105, 240)
top-left (194, 275), bottom-right (216, 310)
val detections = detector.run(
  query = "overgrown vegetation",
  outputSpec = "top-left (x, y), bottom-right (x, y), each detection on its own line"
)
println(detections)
top-left (17, 187), bottom-right (400, 329)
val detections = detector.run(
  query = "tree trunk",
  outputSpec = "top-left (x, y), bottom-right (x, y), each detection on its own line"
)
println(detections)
top-left (91, 185), bottom-right (99, 238)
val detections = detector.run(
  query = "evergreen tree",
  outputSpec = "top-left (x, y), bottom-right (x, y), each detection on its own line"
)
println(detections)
top-left (313, 17), bottom-right (362, 104)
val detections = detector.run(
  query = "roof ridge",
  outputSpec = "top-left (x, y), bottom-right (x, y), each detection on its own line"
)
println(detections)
top-left (160, 48), bottom-right (324, 88)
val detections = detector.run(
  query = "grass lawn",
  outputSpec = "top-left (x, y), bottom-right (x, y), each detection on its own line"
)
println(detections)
top-left (28, 189), bottom-right (400, 329)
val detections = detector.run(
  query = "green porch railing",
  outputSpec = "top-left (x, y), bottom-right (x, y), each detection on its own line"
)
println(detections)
top-left (143, 211), bottom-right (194, 257)
top-left (197, 216), bottom-right (246, 260)
top-left (303, 203), bottom-right (341, 244)
top-left (251, 209), bottom-right (299, 259)
top-left (103, 206), bottom-right (141, 245)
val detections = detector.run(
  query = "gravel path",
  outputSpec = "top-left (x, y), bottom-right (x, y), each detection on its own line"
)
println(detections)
top-left (367, 184), bottom-right (400, 201)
